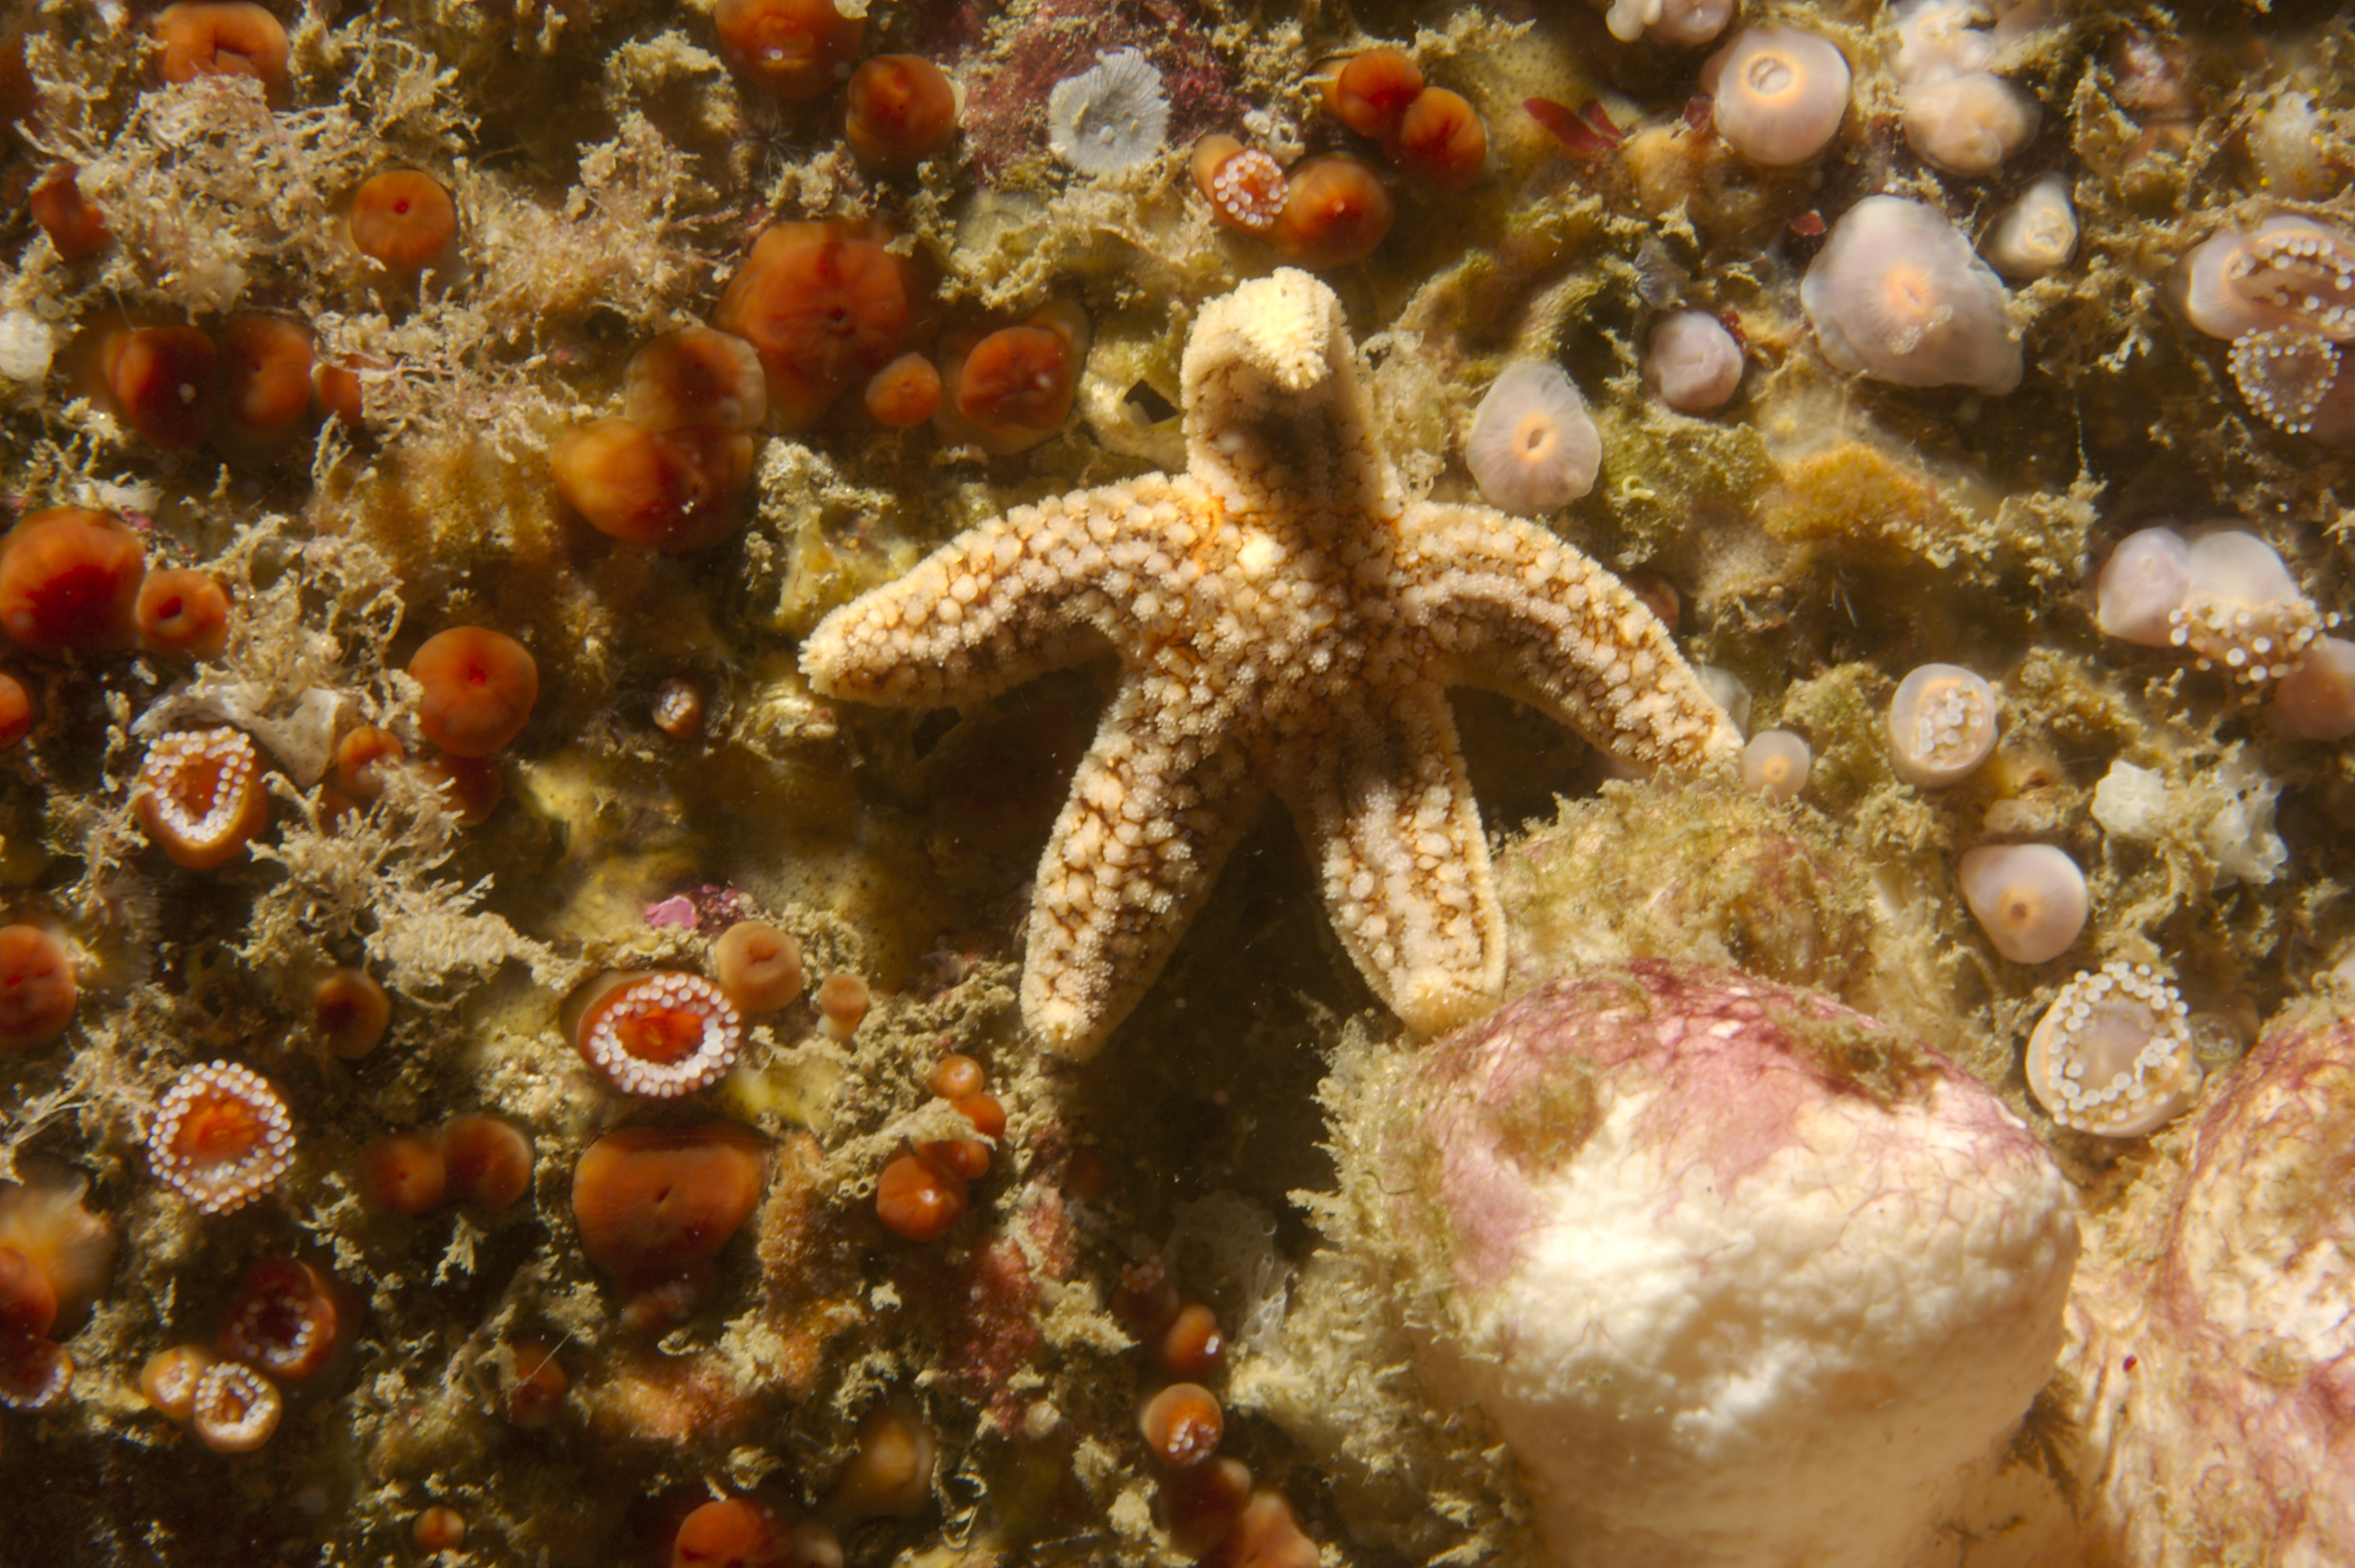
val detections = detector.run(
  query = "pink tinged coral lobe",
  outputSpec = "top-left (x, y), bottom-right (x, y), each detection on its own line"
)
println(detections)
top-left (1958, 843), bottom-right (2087, 964)
top-left (1804, 197), bottom-right (2023, 394)
top-left (1697, 27), bottom-right (1851, 166)
top-left (1393, 962), bottom-right (2077, 1568)
top-left (2069, 1008), bottom-right (2355, 1566)
top-left (1646, 309), bottom-right (1744, 412)
top-left (1464, 361), bottom-right (1600, 514)
top-left (1887, 662), bottom-right (1998, 786)
top-left (2095, 527), bottom-right (2190, 646)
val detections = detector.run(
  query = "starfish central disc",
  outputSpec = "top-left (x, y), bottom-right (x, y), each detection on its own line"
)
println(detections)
top-left (802, 270), bottom-right (1739, 1058)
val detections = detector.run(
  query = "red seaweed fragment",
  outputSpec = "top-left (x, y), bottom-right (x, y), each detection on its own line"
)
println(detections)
top-left (1527, 97), bottom-right (1626, 157)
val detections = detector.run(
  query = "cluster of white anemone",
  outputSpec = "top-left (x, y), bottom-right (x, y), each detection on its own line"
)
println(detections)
top-left (2095, 525), bottom-right (2355, 738)
top-left (2174, 214), bottom-right (2355, 437)
top-left (1887, 0), bottom-right (2043, 175)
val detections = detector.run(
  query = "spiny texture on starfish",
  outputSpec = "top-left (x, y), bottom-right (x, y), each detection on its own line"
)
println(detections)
top-left (802, 270), bottom-right (1739, 1058)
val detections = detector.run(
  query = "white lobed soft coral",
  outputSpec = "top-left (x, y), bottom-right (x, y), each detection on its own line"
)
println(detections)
top-left (1264, 962), bottom-right (2078, 1568)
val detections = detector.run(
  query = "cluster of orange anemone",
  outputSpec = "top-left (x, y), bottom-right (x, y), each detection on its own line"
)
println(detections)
top-left (39, 98), bottom-right (458, 461)
top-left (110, 623), bottom-right (532, 876)
top-left (710, 0), bottom-right (961, 173)
top-left (72, 314), bottom-right (330, 465)
top-left (359, 1114), bottom-right (535, 1217)
top-left (1189, 46), bottom-right (1487, 270)
top-left (1114, 1260), bottom-right (1319, 1566)
top-left (553, 223), bottom-right (1087, 552)
top-left (540, 8), bottom-right (1007, 553)
top-left (389, 624), bottom-right (541, 826)
top-left (30, 5), bottom-right (463, 464)
top-left (874, 1051), bottom-right (1006, 1242)
top-left (139, 1255), bottom-right (357, 1453)
top-left (53, 160), bottom-right (457, 464)
top-left (0, 506), bottom-right (229, 666)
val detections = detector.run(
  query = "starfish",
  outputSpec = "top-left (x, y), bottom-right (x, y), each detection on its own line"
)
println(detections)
top-left (802, 270), bottom-right (1739, 1058)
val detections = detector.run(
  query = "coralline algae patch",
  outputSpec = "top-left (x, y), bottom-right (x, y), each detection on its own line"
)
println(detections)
top-left (0, 0), bottom-right (2351, 1566)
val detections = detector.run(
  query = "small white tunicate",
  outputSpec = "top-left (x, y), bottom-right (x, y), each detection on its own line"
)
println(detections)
top-left (2090, 760), bottom-right (2170, 840)
top-left (1802, 196), bottom-right (2022, 394)
top-left (1982, 172), bottom-right (2078, 281)
top-left (2202, 750), bottom-right (2286, 886)
top-left (1645, 310), bottom-right (1744, 412)
top-left (1740, 730), bottom-right (1813, 799)
top-left (1901, 72), bottom-right (2041, 176)
top-left (1888, 662), bottom-right (1999, 787)
top-left (2025, 960), bottom-right (2200, 1137)
top-left (0, 311), bottom-right (55, 384)
top-left (1698, 27), bottom-right (1852, 166)
top-left (1047, 49), bottom-right (1170, 176)
top-left (2094, 526), bottom-right (2191, 647)
top-left (1959, 842), bottom-right (2088, 964)
top-left (1465, 361), bottom-right (1601, 514)
top-left (2247, 90), bottom-right (2343, 202)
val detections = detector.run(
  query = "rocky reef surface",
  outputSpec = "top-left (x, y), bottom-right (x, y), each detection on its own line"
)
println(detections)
top-left (0, 0), bottom-right (2352, 1564)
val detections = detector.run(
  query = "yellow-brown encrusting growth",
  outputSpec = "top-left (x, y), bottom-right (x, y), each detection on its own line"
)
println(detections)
top-left (803, 270), bottom-right (1739, 1058)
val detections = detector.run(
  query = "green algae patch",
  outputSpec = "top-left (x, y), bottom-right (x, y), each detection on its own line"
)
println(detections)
top-left (1496, 773), bottom-right (1886, 1010)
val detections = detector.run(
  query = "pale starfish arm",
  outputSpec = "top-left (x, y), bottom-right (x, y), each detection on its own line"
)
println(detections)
top-left (1399, 501), bottom-right (1744, 769)
top-left (1022, 683), bottom-right (1265, 1058)
top-left (798, 475), bottom-right (1203, 708)
top-left (1273, 683), bottom-right (1506, 1037)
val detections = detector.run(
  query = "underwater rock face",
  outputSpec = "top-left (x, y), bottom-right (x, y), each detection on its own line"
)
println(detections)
top-left (2069, 1001), bottom-right (2355, 1568)
top-left (9, 0), bottom-right (2355, 1557)
top-left (1361, 962), bottom-right (2077, 1568)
